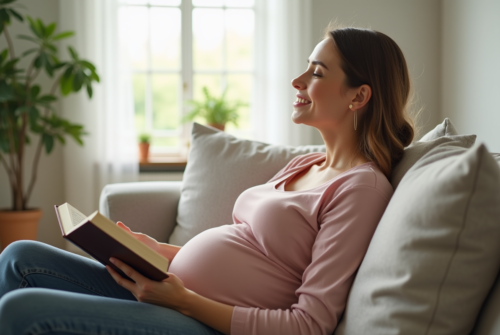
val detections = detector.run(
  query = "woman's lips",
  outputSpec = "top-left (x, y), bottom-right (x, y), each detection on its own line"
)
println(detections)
top-left (293, 96), bottom-right (312, 107)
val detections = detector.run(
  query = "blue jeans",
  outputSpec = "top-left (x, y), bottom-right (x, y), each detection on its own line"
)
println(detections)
top-left (0, 240), bottom-right (223, 335)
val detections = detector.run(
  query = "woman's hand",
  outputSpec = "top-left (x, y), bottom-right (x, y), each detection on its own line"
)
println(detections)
top-left (106, 257), bottom-right (190, 312)
top-left (116, 221), bottom-right (181, 261)
top-left (107, 257), bottom-right (233, 335)
top-left (117, 221), bottom-right (161, 253)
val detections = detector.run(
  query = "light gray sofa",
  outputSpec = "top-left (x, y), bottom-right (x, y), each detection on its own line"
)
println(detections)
top-left (98, 121), bottom-right (500, 335)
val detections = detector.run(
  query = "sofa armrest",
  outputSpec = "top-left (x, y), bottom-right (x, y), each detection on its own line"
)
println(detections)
top-left (99, 181), bottom-right (182, 243)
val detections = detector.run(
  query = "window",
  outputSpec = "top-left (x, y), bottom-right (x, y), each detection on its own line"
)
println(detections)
top-left (118, 0), bottom-right (255, 157)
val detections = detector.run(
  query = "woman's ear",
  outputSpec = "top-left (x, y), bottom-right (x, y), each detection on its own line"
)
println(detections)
top-left (350, 84), bottom-right (372, 110)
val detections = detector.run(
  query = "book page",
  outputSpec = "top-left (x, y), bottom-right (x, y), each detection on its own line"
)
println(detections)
top-left (68, 204), bottom-right (87, 227)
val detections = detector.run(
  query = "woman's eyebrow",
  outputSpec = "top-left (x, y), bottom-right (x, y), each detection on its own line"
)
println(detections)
top-left (307, 59), bottom-right (329, 70)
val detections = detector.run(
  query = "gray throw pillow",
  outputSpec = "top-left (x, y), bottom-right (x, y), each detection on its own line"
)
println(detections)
top-left (391, 134), bottom-right (476, 189)
top-left (419, 117), bottom-right (458, 141)
top-left (470, 152), bottom-right (500, 335)
top-left (335, 143), bottom-right (500, 335)
top-left (169, 123), bottom-right (325, 246)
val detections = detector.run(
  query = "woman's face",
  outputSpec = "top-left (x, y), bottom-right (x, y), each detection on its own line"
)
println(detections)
top-left (291, 39), bottom-right (355, 130)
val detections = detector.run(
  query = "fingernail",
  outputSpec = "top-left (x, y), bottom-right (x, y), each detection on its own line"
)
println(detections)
top-left (109, 258), bottom-right (115, 263)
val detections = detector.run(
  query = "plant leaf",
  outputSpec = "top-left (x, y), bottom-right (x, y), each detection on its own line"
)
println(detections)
top-left (60, 65), bottom-right (74, 96)
top-left (17, 34), bottom-right (39, 43)
top-left (55, 133), bottom-right (65, 145)
top-left (0, 9), bottom-right (10, 25)
top-left (72, 69), bottom-right (84, 91)
top-left (86, 83), bottom-right (93, 98)
top-left (0, 0), bottom-right (17, 5)
top-left (68, 46), bottom-right (78, 60)
top-left (0, 80), bottom-right (13, 102)
top-left (26, 16), bottom-right (42, 38)
top-left (52, 31), bottom-right (74, 41)
top-left (21, 48), bottom-right (38, 57)
top-left (7, 8), bottom-right (23, 22)
top-left (42, 133), bottom-right (54, 154)
top-left (45, 22), bottom-right (56, 37)
top-left (30, 85), bottom-right (40, 99)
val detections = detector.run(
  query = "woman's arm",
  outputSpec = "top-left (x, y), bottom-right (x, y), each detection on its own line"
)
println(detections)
top-left (181, 290), bottom-right (234, 334)
top-left (157, 242), bottom-right (182, 262)
top-left (117, 221), bottom-right (182, 262)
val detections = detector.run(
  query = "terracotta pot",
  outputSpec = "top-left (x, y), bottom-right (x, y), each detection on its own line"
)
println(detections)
top-left (0, 209), bottom-right (42, 251)
top-left (207, 123), bottom-right (225, 131)
top-left (138, 142), bottom-right (150, 162)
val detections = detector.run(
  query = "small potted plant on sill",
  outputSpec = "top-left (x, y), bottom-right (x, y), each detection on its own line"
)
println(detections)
top-left (182, 86), bottom-right (247, 131)
top-left (138, 133), bottom-right (151, 163)
top-left (0, 1), bottom-right (100, 250)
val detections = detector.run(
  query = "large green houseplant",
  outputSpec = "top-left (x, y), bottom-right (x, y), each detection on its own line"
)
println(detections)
top-left (183, 86), bottom-right (247, 131)
top-left (0, 0), bottom-right (99, 248)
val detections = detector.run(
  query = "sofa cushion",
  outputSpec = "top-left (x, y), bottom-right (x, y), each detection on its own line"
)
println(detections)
top-left (169, 123), bottom-right (325, 245)
top-left (390, 134), bottom-right (476, 189)
top-left (419, 117), bottom-right (458, 141)
top-left (390, 118), bottom-right (476, 189)
top-left (335, 143), bottom-right (500, 335)
top-left (470, 152), bottom-right (500, 335)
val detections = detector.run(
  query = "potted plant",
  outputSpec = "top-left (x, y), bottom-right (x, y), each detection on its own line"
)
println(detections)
top-left (138, 133), bottom-right (150, 163)
top-left (0, 0), bottom-right (100, 250)
top-left (183, 86), bottom-right (247, 131)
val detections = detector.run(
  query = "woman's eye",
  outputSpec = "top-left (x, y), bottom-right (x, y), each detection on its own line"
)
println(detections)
top-left (312, 73), bottom-right (322, 77)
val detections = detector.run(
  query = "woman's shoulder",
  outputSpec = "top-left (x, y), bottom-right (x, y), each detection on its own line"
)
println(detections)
top-left (334, 162), bottom-right (393, 200)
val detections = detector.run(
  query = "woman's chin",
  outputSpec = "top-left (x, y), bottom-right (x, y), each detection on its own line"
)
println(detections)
top-left (291, 111), bottom-right (307, 124)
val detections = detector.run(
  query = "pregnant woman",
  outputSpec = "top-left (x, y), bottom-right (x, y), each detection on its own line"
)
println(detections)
top-left (0, 26), bottom-right (414, 335)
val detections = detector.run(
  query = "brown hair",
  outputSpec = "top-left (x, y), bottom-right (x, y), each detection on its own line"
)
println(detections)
top-left (325, 26), bottom-right (416, 178)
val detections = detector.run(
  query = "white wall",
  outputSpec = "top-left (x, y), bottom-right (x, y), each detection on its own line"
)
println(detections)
top-left (0, 0), bottom-right (65, 249)
top-left (310, 0), bottom-right (442, 144)
top-left (441, 0), bottom-right (500, 152)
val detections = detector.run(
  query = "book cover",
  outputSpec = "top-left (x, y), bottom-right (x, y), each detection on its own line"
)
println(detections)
top-left (55, 203), bottom-right (169, 281)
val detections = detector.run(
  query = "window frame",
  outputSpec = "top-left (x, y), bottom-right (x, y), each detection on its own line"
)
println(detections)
top-left (119, 0), bottom-right (256, 159)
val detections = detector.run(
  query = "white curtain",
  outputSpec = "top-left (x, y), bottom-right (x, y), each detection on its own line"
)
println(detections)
top-left (59, 0), bottom-right (138, 216)
top-left (254, 0), bottom-right (315, 146)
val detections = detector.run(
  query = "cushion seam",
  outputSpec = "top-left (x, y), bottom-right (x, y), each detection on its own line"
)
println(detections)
top-left (424, 147), bottom-right (483, 334)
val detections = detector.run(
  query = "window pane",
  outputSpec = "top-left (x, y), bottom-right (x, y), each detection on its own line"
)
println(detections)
top-left (120, 0), bottom-right (148, 4)
top-left (226, 9), bottom-right (254, 71)
top-left (225, 74), bottom-right (252, 131)
top-left (150, 0), bottom-right (181, 5)
top-left (119, 6), bottom-right (149, 70)
top-left (192, 0), bottom-right (223, 7)
top-left (193, 74), bottom-right (222, 102)
top-left (133, 74), bottom-right (147, 133)
top-left (225, 0), bottom-right (254, 7)
top-left (151, 136), bottom-right (179, 147)
top-left (193, 9), bottom-right (223, 70)
top-left (151, 7), bottom-right (181, 69)
top-left (152, 74), bottom-right (180, 130)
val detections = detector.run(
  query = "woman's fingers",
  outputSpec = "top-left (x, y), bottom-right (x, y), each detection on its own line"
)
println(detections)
top-left (106, 264), bottom-right (137, 295)
top-left (117, 221), bottom-right (132, 231)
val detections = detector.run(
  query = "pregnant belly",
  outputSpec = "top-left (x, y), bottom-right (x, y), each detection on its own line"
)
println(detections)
top-left (168, 225), bottom-right (301, 309)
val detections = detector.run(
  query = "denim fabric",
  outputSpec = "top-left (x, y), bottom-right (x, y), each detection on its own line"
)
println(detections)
top-left (0, 240), bottom-right (223, 335)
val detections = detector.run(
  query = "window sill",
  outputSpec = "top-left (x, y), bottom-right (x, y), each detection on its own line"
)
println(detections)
top-left (139, 156), bottom-right (187, 173)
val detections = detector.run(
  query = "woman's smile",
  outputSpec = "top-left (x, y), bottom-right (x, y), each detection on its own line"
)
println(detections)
top-left (293, 94), bottom-right (312, 107)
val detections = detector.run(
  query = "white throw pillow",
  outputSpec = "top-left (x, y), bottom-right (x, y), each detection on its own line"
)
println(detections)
top-left (335, 143), bottom-right (500, 335)
top-left (169, 123), bottom-right (325, 246)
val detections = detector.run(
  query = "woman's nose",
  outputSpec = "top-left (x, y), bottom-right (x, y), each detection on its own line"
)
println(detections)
top-left (291, 75), bottom-right (306, 90)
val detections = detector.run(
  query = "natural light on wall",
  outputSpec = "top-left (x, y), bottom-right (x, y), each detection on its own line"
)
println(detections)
top-left (118, 0), bottom-right (255, 156)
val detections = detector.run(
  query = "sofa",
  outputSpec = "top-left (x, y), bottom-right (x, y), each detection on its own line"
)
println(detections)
top-left (99, 121), bottom-right (500, 335)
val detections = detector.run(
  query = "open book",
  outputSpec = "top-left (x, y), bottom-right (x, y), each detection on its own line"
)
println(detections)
top-left (55, 203), bottom-right (169, 281)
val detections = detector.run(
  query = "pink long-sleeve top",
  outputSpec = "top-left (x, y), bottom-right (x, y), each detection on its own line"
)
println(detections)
top-left (168, 153), bottom-right (393, 335)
